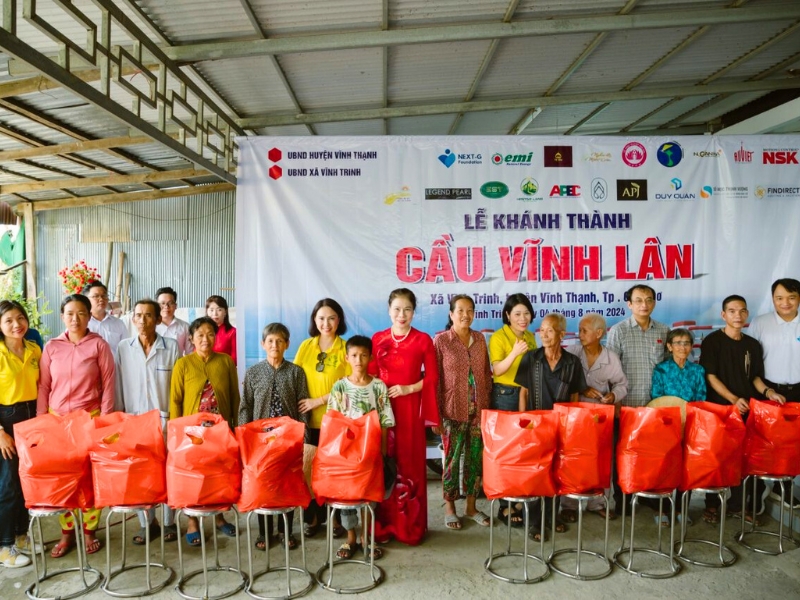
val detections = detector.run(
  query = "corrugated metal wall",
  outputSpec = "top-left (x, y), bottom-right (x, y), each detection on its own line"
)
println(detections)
top-left (35, 191), bottom-right (235, 339)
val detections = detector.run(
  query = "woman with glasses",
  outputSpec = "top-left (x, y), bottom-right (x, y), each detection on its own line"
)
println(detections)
top-left (651, 328), bottom-right (707, 402)
top-left (295, 298), bottom-right (349, 537)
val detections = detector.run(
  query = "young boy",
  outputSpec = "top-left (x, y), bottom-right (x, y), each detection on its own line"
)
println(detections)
top-left (327, 335), bottom-right (394, 560)
top-left (238, 323), bottom-right (309, 551)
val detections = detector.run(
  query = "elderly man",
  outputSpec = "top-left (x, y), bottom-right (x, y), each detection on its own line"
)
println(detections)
top-left (83, 281), bottom-right (128, 356)
top-left (115, 299), bottom-right (180, 545)
top-left (560, 313), bottom-right (628, 520)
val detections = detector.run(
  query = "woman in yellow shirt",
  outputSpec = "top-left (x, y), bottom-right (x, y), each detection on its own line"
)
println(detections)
top-left (0, 300), bottom-right (41, 568)
top-left (296, 298), bottom-right (350, 537)
top-left (487, 293), bottom-right (537, 527)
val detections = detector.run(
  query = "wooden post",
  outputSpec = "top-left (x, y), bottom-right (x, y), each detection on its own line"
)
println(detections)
top-left (103, 242), bottom-right (113, 285)
top-left (115, 251), bottom-right (124, 302)
top-left (122, 273), bottom-right (131, 314)
top-left (20, 202), bottom-right (36, 299)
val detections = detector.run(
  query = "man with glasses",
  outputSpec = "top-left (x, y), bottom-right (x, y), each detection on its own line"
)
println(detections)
top-left (83, 281), bottom-right (128, 356)
top-left (154, 287), bottom-right (193, 356)
top-left (606, 284), bottom-right (669, 407)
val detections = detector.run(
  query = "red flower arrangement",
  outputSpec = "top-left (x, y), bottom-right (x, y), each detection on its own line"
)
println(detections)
top-left (59, 260), bottom-right (100, 294)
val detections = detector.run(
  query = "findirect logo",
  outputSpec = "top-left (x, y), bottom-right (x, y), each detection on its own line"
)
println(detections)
top-left (590, 178), bottom-right (608, 203)
top-left (518, 177), bottom-right (543, 202)
top-left (656, 142), bottom-right (683, 167)
top-left (480, 181), bottom-right (509, 199)
top-left (491, 152), bottom-right (534, 166)
top-left (549, 184), bottom-right (581, 198)
top-left (622, 142), bottom-right (647, 168)
top-left (616, 179), bottom-right (648, 200)
top-left (754, 185), bottom-right (800, 199)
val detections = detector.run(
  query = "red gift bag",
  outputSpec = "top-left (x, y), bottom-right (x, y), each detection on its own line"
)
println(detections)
top-left (743, 400), bottom-right (800, 477)
top-left (236, 417), bottom-right (311, 512)
top-left (89, 410), bottom-right (167, 507)
top-left (681, 402), bottom-right (745, 490)
top-left (553, 402), bottom-right (615, 494)
top-left (481, 409), bottom-right (558, 499)
top-left (617, 406), bottom-right (683, 494)
top-left (167, 412), bottom-right (241, 508)
top-left (14, 410), bottom-right (94, 509)
top-left (312, 410), bottom-right (383, 504)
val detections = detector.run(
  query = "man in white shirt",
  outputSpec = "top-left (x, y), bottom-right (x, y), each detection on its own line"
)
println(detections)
top-left (154, 286), bottom-right (193, 356)
top-left (115, 299), bottom-right (180, 544)
top-left (83, 281), bottom-right (128, 355)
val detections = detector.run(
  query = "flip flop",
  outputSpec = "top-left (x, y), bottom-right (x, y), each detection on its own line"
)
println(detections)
top-left (84, 536), bottom-right (102, 555)
top-left (594, 508), bottom-right (617, 521)
top-left (528, 522), bottom-right (548, 542)
top-left (255, 535), bottom-right (267, 552)
top-left (702, 508), bottom-right (720, 524)
top-left (444, 513), bottom-right (462, 530)
top-left (332, 524), bottom-right (346, 539)
top-left (216, 522), bottom-right (236, 537)
top-left (498, 508), bottom-right (524, 528)
top-left (162, 525), bottom-right (178, 542)
top-left (278, 533), bottom-right (298, 550)
top-left (467, 511), bottom-right (491, 527)
top-left (336, 542), bottom-right (356, 560)
top-left (185, 531), bottom-right (201, 546)
top-left (363, 544), bottom-right (384, 560)
top-left (50, 539), bottom-right (74, 559)
top-left (132, 522), bottom-right (161, 546)
top-left (560, 509), bottom-right (579, 523)
top-left (303, 522), bottom-right (319, 538)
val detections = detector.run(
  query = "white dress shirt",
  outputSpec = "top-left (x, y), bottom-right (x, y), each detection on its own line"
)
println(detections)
top-left (156, 317), bottom-right (194, 356)
top-left (88, 313), bottom-right (130, 356)
top-left (748, 311), bottom-right (800, 384)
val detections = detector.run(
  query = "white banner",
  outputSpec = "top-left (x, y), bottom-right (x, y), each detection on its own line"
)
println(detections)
top-left (235, 135), bottom-right (800, 368)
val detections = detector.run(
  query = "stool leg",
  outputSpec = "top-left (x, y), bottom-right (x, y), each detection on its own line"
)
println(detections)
top-left (486, 499), bottom-right (495, 570)
top-left (233, 508), bottom-right (241, 577)
top-left (668, 494), bottom-right (677, 571)
top-left (617, 493), bottom-right (627, 555)
top-left (627, 495), bottom-right (638, 570)
top-left (29, 516), bottom-right (42, 596)
top-left (105, 509), bottom-right (114, 585)
top-left (575, 498), bottom-right (584, 575)
top-left (718, 490), bottom-right (727, 564)
top-left (778, 479), bottom-right (786, 554)
top-left (603, 494), bottom-right (610, 562)
top-left (325, 505), bottom-right (335, 588)
top-left (176, 509), bottom-right (184, 581)
top-left (520, 502), bottom-right (528, 581)
top-left (282, 511), bottom-right (291, 596)
top-left (199, 516), bottom-right (209, 599)
top-left (678, 490), bottom-right (688, 555)
top-left (298, 507), bottom-right (307, 588)
top-left (246, 512), bottom-right (255, 592)
top-left (144, 513), bottom-right (152, 591)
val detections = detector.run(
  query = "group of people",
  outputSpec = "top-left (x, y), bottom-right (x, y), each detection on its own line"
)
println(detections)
top-left (0, 276), bottom-right (798, 568)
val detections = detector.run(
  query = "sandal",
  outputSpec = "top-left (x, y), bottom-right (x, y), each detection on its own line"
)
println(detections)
top-left (336, 542), bottom-right (356, 559)
top-left (304, 522), bottom-right (319, 538)
top-left (84, 535), bottom-right (102, 555)
top-left (528, 522), bottom-right (548, 542)
top-left (133, 522), bottom-right (161, 546)
top-left (363, 544), bottom-right (384, 560)
top-left (595, 508), bottom-right (617, 521)
top-left (444, 513), bottom-right (462, 530)
top-left (332, 524), bottom-right (346, 539)
top-left (278, 533), bottom-right (298, 550)
top-left (50, 537), bottom-right (74, 559)
top-left (498, 508), bottom-right (524, 528)
top-left (702, 507), bottom-right (720, 525)
top-left (560, 509), bottom-right (578, 523)
top-left (185, 531), bottom-right (201, 546)
top-left (255, 535), bottom-right (267, 552)
top-left (163, 525), bottom-right (178, 542)
top-left (216, 521), bottom-right (236, 538)
top-left (467, 511), bottom-right (491, 527)
top-left (729, 510), bottom-right (763, 527)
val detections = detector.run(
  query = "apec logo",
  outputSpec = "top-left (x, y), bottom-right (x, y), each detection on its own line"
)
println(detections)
top-left (491, 152), bottom-right (533, 166)
top-left (656, 142), bottom-right (683, 167)
top-left (549, 184), bottom-right (581, 198)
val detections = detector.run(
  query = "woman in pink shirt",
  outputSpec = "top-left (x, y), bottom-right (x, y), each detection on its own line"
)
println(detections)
top-left (206, 295), bottom-right (236, 365)
top-left (37, 294), bottom-right (115, 559)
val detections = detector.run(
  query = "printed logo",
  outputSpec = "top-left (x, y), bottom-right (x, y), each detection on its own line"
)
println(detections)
top-left (671, 178), bottom-right (682, 190)
top-left (438, 149), bottom-right (456, 168)
top-left (700, 185), bottom-right (713, 199)
top-left (734, 143), bottom-right (754, 163)
top-left (517, 177), bottom-right (544, 202)
top-left (591, 178), bottom-right (608, 203)
top-left (491, 152), bottom-right (534, 166)
top-left (424, 187), bottom-right (471, 200)
top-left (656, 142), bottom-right (683, 167)
top-left (384, 186), bottom-right (412, 205)
top-left (584, 151), bottom-right (612, 163)
top-left (693, 150), bottom-right (723, 158)
top-left (544, 145), bottom-right (573, 167)
top-left (755, 185), bottom-right (800, 199)
top-left (549, 184), bottom-right (581, 198)
top-left (616, 179), bottom-right (648, 200)
top-left (480, 181), bottom-right (509, 199)
top-left (268, 147), bottom-right (282, 180)
top-left (622, 142), bottom-right (647, 168)
top-left (456, 153), bottom-right (483, 165)
top-left (763, 150), bottom-right (799, 165)
top-left (655, 178), bottom-right (696, 201)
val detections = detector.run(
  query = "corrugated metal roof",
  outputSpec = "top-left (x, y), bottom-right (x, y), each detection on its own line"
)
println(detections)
top-left (388, 114), bottom-right (460, 135)
top-left (456, 109), bottom-right (529, 135)
top-left (251, 0), bottom-right (383, 35)
top-left (131, 0), bottom-right (254, 44)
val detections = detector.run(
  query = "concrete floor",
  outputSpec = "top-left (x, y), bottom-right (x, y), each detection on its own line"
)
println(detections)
top-left (3, 470), bottom-right (799, 600)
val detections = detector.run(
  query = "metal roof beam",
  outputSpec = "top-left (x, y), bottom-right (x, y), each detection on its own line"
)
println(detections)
top-left (0, 168), bottom-right (208, 194)
top-left (0, 135), bottom-right (161, 162)
top-left (237, 78), bottom-right (800, 128)
top-left (165, 5), bottom-right (800, 63)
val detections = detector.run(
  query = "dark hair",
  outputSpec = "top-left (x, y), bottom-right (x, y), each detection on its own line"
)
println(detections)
top-left (262, 322), bottom-right (290, 342)
top-left (346, 335), bottom-right (372, 354)
top-left (388, 288), bottom-right (416, 310)
top-left (771, 278), bottom-right (800, 296)
top-left (502, 293), bottom-right (534, 326)
top-left (82, 280), bottom-right (108, 294)
top-left (205, 295), bottom-right (231, 328)
top-left (134, 299), bottom-right (161, 322)
top-left (624, 284), bottom-right (656, 302)
top-left (445, 294), bottom-right (475, 329)
top-left (155, 287), bottom-right (177, 302)
top-left (722, 294), bottom-right (747, 311)
top-left (308, 298), bottom-right (348, 337)
top-left (60, 294), bottom-right (92, 314)
top-left (0, 300), bottom-right (29, 340)
top-left (666, 328), bottom-right (694, 348)
top-left (189, 316), bottom-right (218, 337)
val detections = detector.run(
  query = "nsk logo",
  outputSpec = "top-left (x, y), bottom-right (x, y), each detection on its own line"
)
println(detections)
top-left (763, 150), bottom-right (798, 165)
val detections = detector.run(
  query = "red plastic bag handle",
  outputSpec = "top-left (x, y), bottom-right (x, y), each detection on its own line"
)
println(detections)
top-left (518, 419), bottom-right (531, 428)
top-left (346, 428), bottom-right (355, 440)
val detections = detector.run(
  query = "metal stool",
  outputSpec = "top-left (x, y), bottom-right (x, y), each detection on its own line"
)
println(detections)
top-left (736, 475), bottom-right (799, 555)
top-left (175, 505), bottom-right (246, 600)
top-left (675, 487), bottom-right (736, 567)
top-left (614, 491), bottom-right (681, 578)
top-left (101, 504), bottom-right (173, 596)
top-left (245, 507), bottom-right (313, 600)
top-left (26, 507), bottom-right (103, 600)
top-left (316, 501), bottom-right (384, 593)
top-left (485, 497), bottom-right (550, 584)
top-left (549, 491), bottom-right (612, 580)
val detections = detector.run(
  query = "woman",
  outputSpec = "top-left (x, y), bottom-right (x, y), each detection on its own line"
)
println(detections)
top-left (170, 317), bottom-right (240, 545)
top-left (369, 288), bottom-right (438, 545)
top-left (295, 298), bottom-right (349, 537)
top-left (487, 293), bottom-right (537, 526)
top-left (651, 328), bottom-right (707, 402)
top-left (0, 301), bottom-right (41, 568)
top-left (206, 295), bottom-right (236, 365)
top-left (433, 295), bottom-right (492, 531)
top-left (38, 294), bottom-right (115, 558)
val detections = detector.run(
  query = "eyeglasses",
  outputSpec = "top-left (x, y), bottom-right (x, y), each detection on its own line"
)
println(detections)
top-left (159, 302), bottom-right (176, 308)
top-left (671, 341), bottom-right (692, 347)
top-left (316, 351), bottom-right (327, 372)
top-left (88, 294), bottom-right (108, 300)
top-left (631, 298), bottom-right (655, 305)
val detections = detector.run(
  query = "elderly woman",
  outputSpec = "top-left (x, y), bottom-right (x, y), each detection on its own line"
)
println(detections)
top-left (206, 295), bottom-right (237, 365)
top-left (651, 328), bottom-right (706, 402)
top-left (515, 312), bottom-right (586, 540)
top-left (434, 295), bottom-right (492, 530)
top-left (0, 301), bottom-right (41, 568)
top-left (295, 298), bottom-right (350, 537)
top-left (38, 294), bottom-right (115, 558)
top-left (170, 316), bottom-right (240, 545)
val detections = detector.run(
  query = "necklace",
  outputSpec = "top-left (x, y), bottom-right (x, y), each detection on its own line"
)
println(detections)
top-left (391, 328), bottom-right (410, 344)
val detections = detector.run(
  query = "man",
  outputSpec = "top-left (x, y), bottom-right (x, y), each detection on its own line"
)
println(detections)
top-left (699, 295), bottom-right (770, 522)
top-left (115, 299), bottom-right (180, 545)
top-left (748, 278), bottom-right (800, 404)
top-left (154, 287), bottom-right (193, 356)
top-left (562, 313), bottom-right (628, 519)
top-left (83, 281), bottom-right (128, 355)
top-left (606, 285), bottom-right (669, 407)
